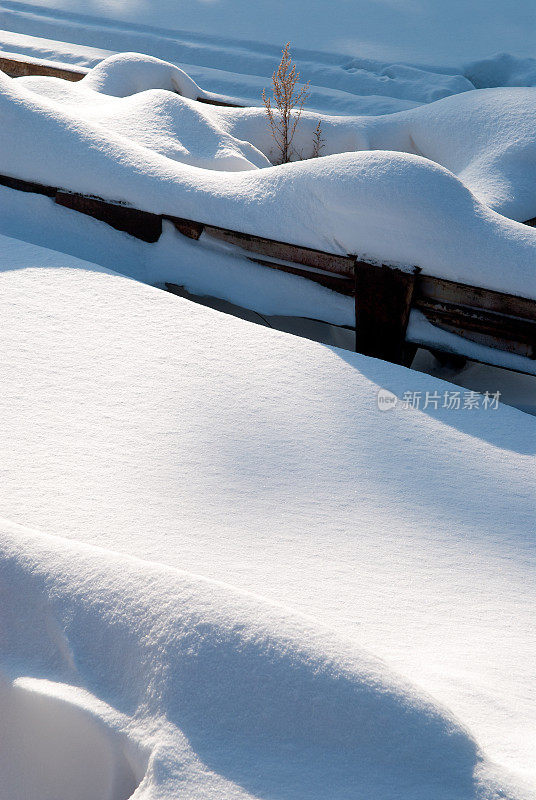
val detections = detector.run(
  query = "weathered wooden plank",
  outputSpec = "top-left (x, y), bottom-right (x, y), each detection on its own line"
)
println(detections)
top-left (415, 274), bottom-right (536, 320)
top-left (416, 299), bottom-right (536, 345)
top-left (203, 225), bottom-right (356, 276)
top-left (248, 256), bottom-right (355, 294)
top-left (55, 191), bottom-right (163, 242)
top-left (414, 275), bottom-right (536, 359)
top-left (354, 261), bottom-right (420, 364)
top-left (0, 173), bottom-right (56, 197)
top-left (0, 53), bottom-right (86, 82)
top-left (421, 319), bottom-right (534, 358)
top-left (164, 215), bottom-right (204, 240)
top-left (414, 273), bottom-right (536, 360)
top-left (197, 96), bottom-right (244, 108)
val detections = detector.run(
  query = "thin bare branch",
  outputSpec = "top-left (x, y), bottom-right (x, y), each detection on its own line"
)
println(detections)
top-left (262, 42), bottom-right (310, 164)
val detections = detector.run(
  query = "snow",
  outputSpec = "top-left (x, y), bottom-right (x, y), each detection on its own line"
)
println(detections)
top-left (0, 184), bottom-right (355, 324)
top-left (0, 237), bottom-right (535, 799)
top-left (2, 2), bottom-right (536, 115)
top-left (0, 673), bottom-right (143, 800)
top-left (0, 5), bottom-right (535, 795)
top-left (1, 0), bottom-right (535, 70)
top-left (0, 52), bottom-right (533, 375)
top-left (349, 87), bottom-right (536, 221)
top-left (13, 53), bottom-right (536, 220)
top-left (0, 54), bottom-right (534, 307)
top-left (0, 521), bottom-right (514, 800)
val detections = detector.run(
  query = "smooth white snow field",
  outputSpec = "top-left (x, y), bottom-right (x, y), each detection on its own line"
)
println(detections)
top-left (0, 236), bottom-right (535, 799)
top-left (0, 0), bottom-right (535, 77)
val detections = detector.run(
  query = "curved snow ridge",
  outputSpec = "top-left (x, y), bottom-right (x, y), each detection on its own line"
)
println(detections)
top-left (349, 86), bottom-right (536, 222)
top-left (217, 82), bottom-right (536, 222)
top-left (0, 517), bottom-right (523, 800)
top-left (16, 52), bottom-right (536, 220)
top-left (464, 53), bottom-right (536, 90)
top-left (14, 56), bottom-right (271, 172)
top-left (79, 51), bottom-right (203, 101)
top-left (0, 675), bottom-right (147, 800)
top-left (2, 59), bottom-right (536, 299)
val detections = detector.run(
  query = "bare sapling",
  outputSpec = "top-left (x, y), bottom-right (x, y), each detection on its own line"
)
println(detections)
top-left (262, 42), bottom-right (310, 164)
top-left (311, 120), bottom-right (325, 158)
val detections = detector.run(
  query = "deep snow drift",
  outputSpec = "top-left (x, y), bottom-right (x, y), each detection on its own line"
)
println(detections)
top-left (0, 519), bottom-right (512, 800)
top-left (0, 4), bottom-right (535, 797)
top-left (0, 236), bottom-right (535, 799)
top-left (15, 52), bottom-right (536, 221)
top-left (0, 53), bottom-right (535, 306)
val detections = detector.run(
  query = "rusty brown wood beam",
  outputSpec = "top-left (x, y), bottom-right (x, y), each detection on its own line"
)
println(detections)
top-left (0, 53), bottom-right (87, 82)
top-left (414, 274), bottom-right (536, 359)
top-left (354, 261), bottom-right (420, 364)
top-left (0, 167), bottom-right (534, 370)
top-left (0, 50), bottom-right (243, 107)
top-left (203, 225), bottom-right (356, 277)
top-left (55, 191), bottom-right (162, 242)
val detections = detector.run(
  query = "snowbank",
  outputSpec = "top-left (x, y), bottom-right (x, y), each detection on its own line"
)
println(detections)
top-left (80, 51), bottom-right (203, 100)
top-left (339, 87), bottom-right (536, 222)
top-left (465, 53), bottom-right (536, 89)
top-left (0, 518), bottom-right (506, 800)
top-left (0, 241), bottom-right (535, 798)
top-left (1, 55), bottom-right (536, 300)
top-left (207, 82), bottom-right (536, 222)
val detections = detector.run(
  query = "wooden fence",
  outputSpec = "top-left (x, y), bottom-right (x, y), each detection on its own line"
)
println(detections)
top-left (0, 52), bottom-right (535, 372)
top-left (1, 172), bottom-right (535, 372)
top-left (0, 51), bottom-right (241, 106)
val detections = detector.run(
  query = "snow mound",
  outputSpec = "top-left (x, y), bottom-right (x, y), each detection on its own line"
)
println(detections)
top-left (0, 248), bottom-right (534, 796)
top-left (0, 518), bottom-right (520, 800)
top-left (0, 676), bottom-right (143, 800)
top-left (347, 87), bottom-right (536, 221)
top-left (79, 51), bottom-right (203, 100)
top-left (2, 58), bottom-right (536, 297)
top-left (465, 54), bottom-right (536, 89)
top-left (221, 83), bottom-right (536, 221)
top-left (16, 58), bottom-right (270, 171)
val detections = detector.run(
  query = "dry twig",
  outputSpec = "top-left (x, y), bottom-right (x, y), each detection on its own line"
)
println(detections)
top-left (311, 120), bottom-right (326, 158)
top-left (262, 43), bottom-right (310, 164)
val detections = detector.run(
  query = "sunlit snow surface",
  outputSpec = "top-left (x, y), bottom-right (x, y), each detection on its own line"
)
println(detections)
top-left (0, 52), bottom-right (535, 309)
top-left (0, 240), bottom-right (535, 800)
top-left (1, 0), bottom-right (536, 74)
top-left (0, 5), bottom-right (535, 798)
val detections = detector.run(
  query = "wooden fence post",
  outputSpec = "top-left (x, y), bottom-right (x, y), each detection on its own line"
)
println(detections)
top-left (354, 260), bottom-right (420, 365)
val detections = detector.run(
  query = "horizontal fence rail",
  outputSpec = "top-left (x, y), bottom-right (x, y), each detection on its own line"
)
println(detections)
top-left (0, 169), bottom-right (534, 372)
top-left (0, 51), bottom-right (242, 106)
